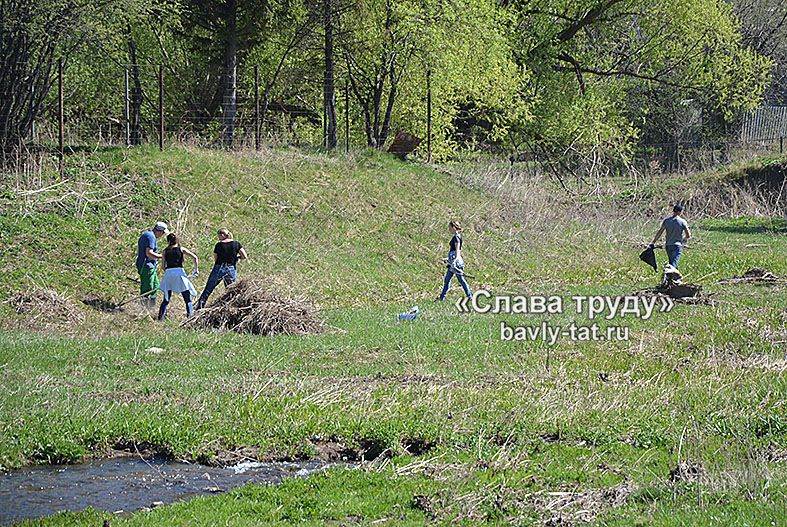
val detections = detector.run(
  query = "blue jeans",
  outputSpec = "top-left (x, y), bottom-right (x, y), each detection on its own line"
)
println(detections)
top-left (439, 251), bottom-right (471, 299)
top-left (666, 244), bottom-right (682, 268)
top-left (158, 291), bottom-right (192, 320)
top-left (196, 264), bottom-right (237, 309)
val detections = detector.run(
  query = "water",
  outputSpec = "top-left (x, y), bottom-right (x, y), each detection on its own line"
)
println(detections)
top-left (0, 456), bottom-right (334, 525)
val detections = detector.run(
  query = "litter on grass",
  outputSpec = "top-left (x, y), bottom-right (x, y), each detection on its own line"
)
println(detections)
top-left (185, 279), bottom-right (324, 336)
top-left (398, 306), bottom-right (419, 321)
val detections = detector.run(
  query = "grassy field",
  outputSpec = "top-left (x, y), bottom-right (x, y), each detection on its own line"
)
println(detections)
top-left (1, 147), bottom-right (785, 525)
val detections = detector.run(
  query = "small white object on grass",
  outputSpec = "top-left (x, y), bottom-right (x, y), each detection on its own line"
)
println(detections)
top-left (398, 306), bottom-right (419, 321)
top-left (145, 347), bottom-right (165, 354)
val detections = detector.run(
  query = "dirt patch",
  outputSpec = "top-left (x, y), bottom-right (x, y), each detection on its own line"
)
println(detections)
top-left (110, 438), bottom-right (174, 460)
top-left (186, 279), bottom-right (324, 336)
top-left (310, 438), bottom-right (363, 462)
top-left (199, 446), bottom-right (264, 466)
top-left (734, 161), bottom-right (787, 206)
top-left (401, 437), bottom-right (436, 456)
top-left (6, 288), bottom-right (84, 323)
top-left (411, 494), bottom-right (436, 520)
top-left (719, 267), bottom-right (783, 285)
top-left (82, 293), bottom-right (124, 312)
top-left (310, 437), bottom-right (390, 462)
top-left (631, 284), bottom-right (714, 305)
top-left (535, 482), bottom-right (634, 526)
top-left (669, 461), bottom-right (706, 483)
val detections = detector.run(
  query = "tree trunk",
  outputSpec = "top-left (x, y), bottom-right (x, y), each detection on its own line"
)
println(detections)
top-left (378, 59), bottom-right (397, 148)
top-left (371, 71), bottom-right (383, 147)
top-left (323, 0), bottom-right (337, 149)
top-left (221, 0), bottom-right (238, 148)
top-left (0, 24), bottom-right (56, 148)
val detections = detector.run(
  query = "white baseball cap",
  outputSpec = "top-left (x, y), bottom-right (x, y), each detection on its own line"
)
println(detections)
top-left (153, 221), bottom-right (169, 233)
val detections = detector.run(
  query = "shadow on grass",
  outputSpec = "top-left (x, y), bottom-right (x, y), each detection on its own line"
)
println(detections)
top-left (82, 295), bottom-right (120, 312)
top-left (701, 217), bottom-right (787, 235)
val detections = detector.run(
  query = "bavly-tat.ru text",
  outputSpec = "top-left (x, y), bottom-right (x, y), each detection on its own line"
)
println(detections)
top-left (499, 320), bottom-right (629, 345)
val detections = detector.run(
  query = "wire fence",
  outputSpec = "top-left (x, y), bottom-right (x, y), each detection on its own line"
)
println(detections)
top-left (3, 62), bottom-right (786, 178)
top-left (5, 62), bottom-right (355, 154)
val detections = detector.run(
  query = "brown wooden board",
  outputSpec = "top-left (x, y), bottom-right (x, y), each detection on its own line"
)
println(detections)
top-left (388, 131), bottom-right (423, 159)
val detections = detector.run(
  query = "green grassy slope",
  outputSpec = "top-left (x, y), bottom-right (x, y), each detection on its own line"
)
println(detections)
top-left (2, 146), bottom-right (532, 305)
top-left (1, 148), bottom-right (786, 526)
top-left (2, 147), bottom-right (786, 307)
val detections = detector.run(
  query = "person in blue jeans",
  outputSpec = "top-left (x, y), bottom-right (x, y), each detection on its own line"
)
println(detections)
top-left (650, 205), bottom-right (692, 268)
top-left (196, 228), bottom-right (248, 309)
top-left (437, 220), bottom-right (472, 300)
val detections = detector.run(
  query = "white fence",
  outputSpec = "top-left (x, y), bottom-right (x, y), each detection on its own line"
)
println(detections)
top-left (740, 106), bottom-right (787, 143)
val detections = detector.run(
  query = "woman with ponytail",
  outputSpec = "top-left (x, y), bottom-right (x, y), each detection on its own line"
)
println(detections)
top-left (196, 228), bottom-right (248, 309)
top-left (158, 233), bottom-right (199, 320)
top-left (437, 220), bottom-right (472, 300)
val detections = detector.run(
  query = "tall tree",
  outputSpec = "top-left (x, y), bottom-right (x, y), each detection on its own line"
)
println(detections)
top-left (323, 0), bottom-right (337, 148)
top-left (734, 0), bottom-right (787, 104)
top-left (0, 0), bottom-right (85, 150)
top-left (342, 0), bottom-right (416, 147)
top-left (502, 0), bottom-right (771, 175)
top-left (180, 0), bottom-right (293, 146)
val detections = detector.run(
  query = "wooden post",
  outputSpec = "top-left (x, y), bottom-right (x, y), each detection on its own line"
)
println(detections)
top-left (426, 69), bottom-right (432, 163)
top-left (158, 65), bottom-right (164, 150)
top-left (254, 65), bottom-right (260, 151)
top-left (344, 81), bottom-right (349, 154)
top-left (124, 69), bottom-right (130, 147)
top-left (58, 59), bottom-right (64, 176)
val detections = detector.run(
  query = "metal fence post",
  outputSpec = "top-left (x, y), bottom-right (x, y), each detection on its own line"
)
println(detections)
top-left (254, 65), bottom-right (260, 151)
top-left (345, 81), bottom-right (349, 154)
top-left (124, 69), bottom-right (130, 147)
top-left (58, 59), bottom-right (64, 176)
top-left (158, 65), bottom-right (164, 151)
top-left (426, 69), bottom-right (432, 163)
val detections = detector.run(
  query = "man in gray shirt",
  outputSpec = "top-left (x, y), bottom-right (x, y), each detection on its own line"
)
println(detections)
top-left (650, 205), bottom-right (691, 268)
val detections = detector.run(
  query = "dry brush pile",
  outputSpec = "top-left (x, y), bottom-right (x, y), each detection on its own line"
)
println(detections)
top-left (6, 288), bottom-right (84, 323)
top-left (185, 279), bottom-right (324, 336)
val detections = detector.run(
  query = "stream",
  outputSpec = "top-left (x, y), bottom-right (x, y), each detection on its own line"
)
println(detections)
top-left (0, 456), bottom-right (335, 525)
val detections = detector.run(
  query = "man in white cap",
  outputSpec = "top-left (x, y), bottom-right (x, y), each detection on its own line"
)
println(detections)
top-left (136, 221), bottom-right (168, 309)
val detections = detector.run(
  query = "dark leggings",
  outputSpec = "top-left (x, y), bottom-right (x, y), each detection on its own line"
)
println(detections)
top-left (158, 291), bottom-right (193, 320)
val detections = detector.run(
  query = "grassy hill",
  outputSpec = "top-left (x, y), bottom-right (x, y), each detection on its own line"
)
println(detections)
top-left (2, 146), bottom-right (632, 308)
top-left (2, 146), bottom-right (785, 307)
top-left (0, 147), bottom-right (786, 526)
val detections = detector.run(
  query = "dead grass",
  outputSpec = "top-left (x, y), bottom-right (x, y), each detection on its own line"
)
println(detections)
top-left (186, 279), bottom-right (324, 336)
top-left (6, 288), bottom-right (84, 324)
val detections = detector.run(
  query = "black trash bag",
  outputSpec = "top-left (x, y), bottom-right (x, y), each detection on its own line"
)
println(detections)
top-left (639, 246), bottom-right (657, 272)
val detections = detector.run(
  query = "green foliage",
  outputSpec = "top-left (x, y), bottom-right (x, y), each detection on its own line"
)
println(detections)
top-left (16, 0), bottom-right (773, 159)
